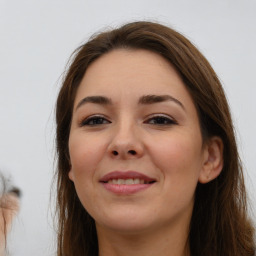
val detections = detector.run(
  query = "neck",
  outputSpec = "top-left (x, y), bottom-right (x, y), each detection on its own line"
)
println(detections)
top-left (96, 218), bottom-right (191, 256)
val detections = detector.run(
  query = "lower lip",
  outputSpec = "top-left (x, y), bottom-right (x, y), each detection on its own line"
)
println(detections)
top-left (101, 183), bottom-right (154, 195)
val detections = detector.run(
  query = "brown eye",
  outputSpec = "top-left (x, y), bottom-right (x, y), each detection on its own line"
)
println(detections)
top-left (146, 115), bottom-right (177, 125)
top-left (81, 116), bottom-right (111, 126)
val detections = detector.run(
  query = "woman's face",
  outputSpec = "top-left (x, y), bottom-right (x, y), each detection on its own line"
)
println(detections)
top-left (68, 49), bottom-right (209, 234)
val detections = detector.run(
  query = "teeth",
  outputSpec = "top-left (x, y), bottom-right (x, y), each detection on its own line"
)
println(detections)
top-left (126, 179), bottom-right (133, 184)
top-left (117, 179), bottom-right (124, 185)
top-left (134, 178), bottom-right (140, 184)
top-left (108, 178), bottom-right (148, 185)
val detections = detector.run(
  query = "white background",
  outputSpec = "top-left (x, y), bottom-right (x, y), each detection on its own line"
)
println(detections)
top-left (0, 0), bottom-right (255, 255)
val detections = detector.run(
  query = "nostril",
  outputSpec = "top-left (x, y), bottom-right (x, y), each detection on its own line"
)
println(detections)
top-left (128, 150), bottom-right (136, 155)
top-left (112, 151), bottom-right (118, 156)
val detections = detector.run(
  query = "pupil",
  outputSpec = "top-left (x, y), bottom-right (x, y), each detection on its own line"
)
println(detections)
top-left (94, 118), bottom-right (103, 124)
top-left (156, 117), bottom-right (166, 124)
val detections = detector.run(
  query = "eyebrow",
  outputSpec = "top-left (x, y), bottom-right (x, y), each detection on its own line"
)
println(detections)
top-left (75, 94), bottom-right (185, 111)
top-left (138, 95), bottom-right (185, 110)
top-left (75, 96), bottom-right (112, 110)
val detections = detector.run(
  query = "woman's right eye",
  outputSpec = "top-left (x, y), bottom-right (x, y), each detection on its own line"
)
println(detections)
top-left (80, 116), bottom-right (111, 126)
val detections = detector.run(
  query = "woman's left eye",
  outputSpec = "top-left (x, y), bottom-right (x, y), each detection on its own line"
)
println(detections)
top-left (145, 115), bottom-right (177, 125)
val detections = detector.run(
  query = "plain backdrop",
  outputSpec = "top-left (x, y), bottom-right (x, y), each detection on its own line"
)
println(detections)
top-left (0, 0), bottom-right (255, 255)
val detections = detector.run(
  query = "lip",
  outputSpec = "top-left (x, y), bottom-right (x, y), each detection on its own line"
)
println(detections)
top-left (100, 171), bottom-right (155, 183)
top-left (99, 171), bottom-right (156, 195)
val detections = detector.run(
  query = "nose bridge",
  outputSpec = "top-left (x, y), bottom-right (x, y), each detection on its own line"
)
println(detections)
top-left (116, 116), bottom-right (136, 139)
top-left (108, 115), bottom-right (143, 158)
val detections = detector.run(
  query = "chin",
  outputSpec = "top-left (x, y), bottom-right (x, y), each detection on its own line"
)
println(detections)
top-left (97, 220), bottom-right (154, 235)
top-left (94, 207), bottom-right (160, 235)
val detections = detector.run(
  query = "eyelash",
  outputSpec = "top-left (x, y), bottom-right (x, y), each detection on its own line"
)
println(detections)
top-left (80, 115), bottom-right (111, 126)
top-left (80, 114), bottom-right (177, 127)
top-left (145, 115), bottom-right (177, 125)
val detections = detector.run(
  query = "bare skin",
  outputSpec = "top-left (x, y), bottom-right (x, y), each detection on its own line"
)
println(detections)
top-left (96, 207), bottom-right (191, 256)
top-left (0, 193), bottom-right (20, 256)
top-left (69, 49), bottom-right (223, 256)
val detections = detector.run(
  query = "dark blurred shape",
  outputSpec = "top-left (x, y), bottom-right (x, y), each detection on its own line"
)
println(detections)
top-left (8, 187), bottom-right (21, 198)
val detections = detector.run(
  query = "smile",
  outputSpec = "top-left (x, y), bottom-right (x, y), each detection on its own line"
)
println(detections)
top-left (105, 178), bottom-right (154, 185)
top-left (100, 171), bottom-right (156, 194)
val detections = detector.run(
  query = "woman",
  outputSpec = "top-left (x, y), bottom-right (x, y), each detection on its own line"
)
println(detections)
top-left (55, 21), bottom-right (255, 256)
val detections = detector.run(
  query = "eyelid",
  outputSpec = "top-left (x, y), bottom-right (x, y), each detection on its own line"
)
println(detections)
top-left (144, 113), bottom-right (178, 124)
top-left (79, 114), bottom-right (111, 126)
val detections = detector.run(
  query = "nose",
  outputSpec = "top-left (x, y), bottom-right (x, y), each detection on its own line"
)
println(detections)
top-left (107, 123), bottom-right (144, 159)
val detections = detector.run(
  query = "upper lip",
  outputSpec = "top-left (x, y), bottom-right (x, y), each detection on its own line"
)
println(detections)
top-left (99, 171), bottom-right (156, 183)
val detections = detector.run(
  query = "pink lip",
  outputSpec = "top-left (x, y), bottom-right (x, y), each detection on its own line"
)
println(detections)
top-left (99, 171), bottom-right (156, 195)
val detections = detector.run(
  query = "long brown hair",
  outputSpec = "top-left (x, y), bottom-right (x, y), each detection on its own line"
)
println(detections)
top-left (55, 21), bottom-right (255, 256)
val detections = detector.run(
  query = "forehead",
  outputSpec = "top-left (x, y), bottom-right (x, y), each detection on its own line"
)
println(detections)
top-left (74, 49), bottom-right (193, 107)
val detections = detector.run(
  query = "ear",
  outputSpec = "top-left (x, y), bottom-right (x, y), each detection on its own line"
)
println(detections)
top-left (68, 168), bottom-right (74, 182)
top-left (199, 136), bottom-right (224, 184)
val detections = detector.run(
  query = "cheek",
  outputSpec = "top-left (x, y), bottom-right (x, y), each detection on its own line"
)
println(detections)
top-left (69, 134), bottom-right (107, 178)
top-left (68, 134), bottom-right (107, 212)
top-left (150, 133), bottom-right (203, 214)
top-left (149, 132), bottom-right (203, 181)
